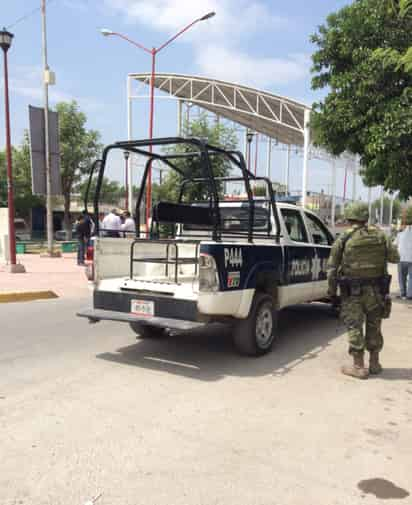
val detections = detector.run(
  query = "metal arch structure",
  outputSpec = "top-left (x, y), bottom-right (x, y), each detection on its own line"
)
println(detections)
top-left (129, 73), bottom-right (310, 145)
top-left (126, 72), bottom-right (357, 213)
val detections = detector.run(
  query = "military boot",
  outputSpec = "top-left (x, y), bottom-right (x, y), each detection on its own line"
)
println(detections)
top-left (341, 352), bottom-right (369, 379)
top-left (369, 351), bottom-right (383, 375)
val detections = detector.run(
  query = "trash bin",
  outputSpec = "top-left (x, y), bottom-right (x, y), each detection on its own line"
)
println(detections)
top-left (16, 243), bottom-right (26, 254)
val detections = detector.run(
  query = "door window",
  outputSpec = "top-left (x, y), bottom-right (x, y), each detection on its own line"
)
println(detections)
top-left (305, 213), bottom-right (333, 245)
top-left (281, 209), bottom-right (308, 243)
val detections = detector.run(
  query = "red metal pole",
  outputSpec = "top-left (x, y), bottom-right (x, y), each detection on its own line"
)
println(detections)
top-left (343, 164), bottom-right (348, 201)
top-left (3, 49), bottom-right (16, 265)
top-left (145, 49), bottom-right (156, 232)
top-left (254, 133), bottom-right (259, 176)
top-left (125, 156), bottom-right (129, 210)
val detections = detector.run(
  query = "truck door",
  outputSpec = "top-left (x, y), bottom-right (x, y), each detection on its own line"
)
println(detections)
top-left (280, 207), bottom-right (315, 305)
top-left (304, 211), bottom-right (333, 299)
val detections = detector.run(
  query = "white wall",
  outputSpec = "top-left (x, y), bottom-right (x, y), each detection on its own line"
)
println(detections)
top-left (0, 208), bottom-right (10, 263)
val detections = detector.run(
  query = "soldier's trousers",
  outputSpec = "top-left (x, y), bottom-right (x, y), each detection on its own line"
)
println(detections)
top-left (340, 285), bottom-right (384, 354)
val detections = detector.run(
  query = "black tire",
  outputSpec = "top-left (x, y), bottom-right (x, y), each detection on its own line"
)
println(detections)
top-left (233, 292), bottom-right (278, 356)
top-left (129, 322), bottom-right (166, 339)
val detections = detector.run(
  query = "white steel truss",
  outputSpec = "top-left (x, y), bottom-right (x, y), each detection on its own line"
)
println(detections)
top-left (129, 73), bottom-right (309, 146)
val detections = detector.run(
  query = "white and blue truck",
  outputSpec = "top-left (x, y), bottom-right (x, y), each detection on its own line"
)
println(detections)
top-left (78, 137), bottom-right (335, 356)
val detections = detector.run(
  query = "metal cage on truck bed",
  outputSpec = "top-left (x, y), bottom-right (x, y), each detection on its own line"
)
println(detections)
top-left (85, 137), bottom-right (281, 242)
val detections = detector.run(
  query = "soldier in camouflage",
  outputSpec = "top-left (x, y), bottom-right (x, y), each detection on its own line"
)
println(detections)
top-left (328, 203), bottom-right (399, 379)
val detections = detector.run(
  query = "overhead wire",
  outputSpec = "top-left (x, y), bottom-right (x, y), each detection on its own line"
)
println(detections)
top-left (6, 0), bottom-right (57, 30)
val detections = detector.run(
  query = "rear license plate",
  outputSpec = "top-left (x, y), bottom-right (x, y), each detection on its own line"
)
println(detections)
top-left (131, 300), bottom-right (154, 317)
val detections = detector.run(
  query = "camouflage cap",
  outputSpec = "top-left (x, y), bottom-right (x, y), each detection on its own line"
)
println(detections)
top-left (344, 202), bottom-right (369, 222)
top-left (405, 207), bottom-right (412, 226)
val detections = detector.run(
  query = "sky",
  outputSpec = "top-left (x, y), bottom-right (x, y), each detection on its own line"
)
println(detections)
top-left (1, 0), bottom-right (379, 202)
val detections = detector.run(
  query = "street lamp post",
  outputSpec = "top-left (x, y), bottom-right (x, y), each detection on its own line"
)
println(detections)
top-left (123, 150), bottom-right (130, 210)
top-left (0, 28), bottom-right (25, 273)
top-left (100, 11), bottom-right (215, 231)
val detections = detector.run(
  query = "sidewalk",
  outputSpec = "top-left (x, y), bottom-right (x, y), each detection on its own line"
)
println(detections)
top-left (0, 253), bottom-right (90, 299)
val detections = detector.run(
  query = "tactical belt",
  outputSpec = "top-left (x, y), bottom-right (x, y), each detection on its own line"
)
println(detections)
top-left (338, 275), bottom-right (392, 297)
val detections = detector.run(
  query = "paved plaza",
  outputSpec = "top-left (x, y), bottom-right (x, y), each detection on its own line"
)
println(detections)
top-left (1, 259), bottom-right (411, 505)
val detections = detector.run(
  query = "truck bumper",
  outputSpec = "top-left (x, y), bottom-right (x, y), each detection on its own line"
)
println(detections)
top-left (77, 308), bottom-right (205, 331)
top-left (77, 289), bottom-right (206, 331)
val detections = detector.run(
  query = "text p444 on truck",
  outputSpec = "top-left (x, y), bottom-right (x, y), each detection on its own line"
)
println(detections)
top-left (78, 137), bottom-right (335, 356)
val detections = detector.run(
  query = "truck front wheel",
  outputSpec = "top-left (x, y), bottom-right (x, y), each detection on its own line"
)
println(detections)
top-left (233, 293), bottom-right (277, 356)
top-left (129, 323), bottom-right (166, 339)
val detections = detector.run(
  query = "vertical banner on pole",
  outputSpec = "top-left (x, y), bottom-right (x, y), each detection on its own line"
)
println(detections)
top-left (28, 105), bottom-right (61, 195)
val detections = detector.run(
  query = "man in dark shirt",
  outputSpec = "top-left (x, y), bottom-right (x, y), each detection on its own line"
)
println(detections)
top-left (75, 211), bottom-right (92, 265)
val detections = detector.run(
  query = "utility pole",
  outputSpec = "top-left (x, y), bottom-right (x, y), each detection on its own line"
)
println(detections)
top-left (41, 0), bottom-right (58, 256)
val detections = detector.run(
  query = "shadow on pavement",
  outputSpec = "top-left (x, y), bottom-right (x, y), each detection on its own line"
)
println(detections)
top-left (372, 368), bottom-right (412, 381)
top-left (96, 303), bottom-right (346, 382)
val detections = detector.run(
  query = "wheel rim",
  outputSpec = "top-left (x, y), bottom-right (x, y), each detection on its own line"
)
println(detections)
top-left (255, 304), bottom-right (274, 348)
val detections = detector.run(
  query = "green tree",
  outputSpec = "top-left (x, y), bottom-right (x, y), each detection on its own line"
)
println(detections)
top-left (383, 1), bottom-right (412, 71)
top-left (0, 133), bottom-right (44, 218)
top-left (57, 101), bottom-right (101, 237)
top-left (310, 0), bottom-right (412, 198)
top-left (154, 113), bottom-right (238, 204)
top-left (76, 176), bottom-right (124, 206)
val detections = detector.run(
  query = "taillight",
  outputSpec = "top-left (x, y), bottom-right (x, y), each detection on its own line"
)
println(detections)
top-left (199, 253), bottom-right (220, 292)
top-left (85, 263), bottom-right (94, 281)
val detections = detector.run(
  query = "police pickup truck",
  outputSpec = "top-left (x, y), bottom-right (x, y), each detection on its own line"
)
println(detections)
top-left (78, 137), bottom-right (334, 356)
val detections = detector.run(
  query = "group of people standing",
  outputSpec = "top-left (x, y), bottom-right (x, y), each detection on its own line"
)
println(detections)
top-left (100, 209), bottom-right (136, 238)
top-left (395, 208), bottom-right (412, 300)
top-left (75, 209), bottom-right (136, 265)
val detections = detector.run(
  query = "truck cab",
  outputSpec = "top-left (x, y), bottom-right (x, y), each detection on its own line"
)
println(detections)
top-left (78, 137), bottom-right (334, 356)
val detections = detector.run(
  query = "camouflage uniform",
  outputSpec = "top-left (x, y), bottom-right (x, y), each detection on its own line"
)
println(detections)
top-left (328, 203), bottom-right (399, 378)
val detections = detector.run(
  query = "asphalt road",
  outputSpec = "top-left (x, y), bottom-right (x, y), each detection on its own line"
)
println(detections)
top-left (1, 297), bottom-right (412, 505)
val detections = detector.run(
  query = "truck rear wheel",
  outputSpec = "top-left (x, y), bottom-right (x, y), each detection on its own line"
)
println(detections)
top-left (233, 293), bottom-right (277, 356)
top-left (129, 322), bottom-right (166, 339)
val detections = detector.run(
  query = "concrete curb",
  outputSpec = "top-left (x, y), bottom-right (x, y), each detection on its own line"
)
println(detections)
top-left (0, 290), bottom-right (59, 304)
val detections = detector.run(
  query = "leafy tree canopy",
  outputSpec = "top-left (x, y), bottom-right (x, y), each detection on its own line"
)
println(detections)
top-left (0, 133), bottom-right (44, 217)
top-left (311, 0), bottom-right (412, 198)
top-left (56, 101), bottom-right (102, 233)
top-left (154, 113), bottom-right (238, 203)
top-left (76, 176), bottom-right (125, 206)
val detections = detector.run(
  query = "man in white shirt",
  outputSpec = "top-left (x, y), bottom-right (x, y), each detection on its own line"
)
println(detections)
top-left (102, 209), bottom-right (122, 237)
top-left (121, 211), bottom-right (136, 236)
top-left (395, 208), bottom-right (412, 299)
